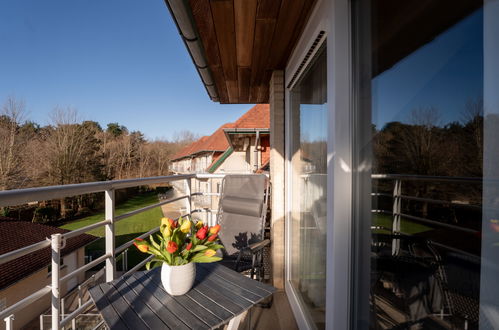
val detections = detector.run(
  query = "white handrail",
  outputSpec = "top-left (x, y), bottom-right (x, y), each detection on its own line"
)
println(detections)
top-left (59, 300), bottom-right (93, 328)
top-left (0, 172), bottom-right (227, 329)
top-left (0, 174), bottom-right (195, 207)
top-left (0, 286), bottom-right (51, 320)
top-left (0, 240), bottom-right (51, 266)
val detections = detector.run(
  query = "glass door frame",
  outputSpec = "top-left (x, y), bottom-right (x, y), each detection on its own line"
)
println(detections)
top-left (283, 0), bottom-right (355, 328)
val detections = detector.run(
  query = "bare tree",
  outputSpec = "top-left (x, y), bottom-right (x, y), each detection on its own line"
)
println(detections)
top-left (462, 98), bottom-right (483, 174)
top-left (400, 107), bottom-right (441, 175)
top-left (40, 108), bottom-right (97, 184)
top-left (0, 96), bottom-right (27, 190)
top-left (172, 130), bottom-right (199, 145)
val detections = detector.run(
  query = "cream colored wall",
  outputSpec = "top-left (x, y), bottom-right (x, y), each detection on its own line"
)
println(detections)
top-left (215, 150), bottom-right (251, 174)
top-left (171, 154), bottom-right (214, 174)
top-left (0, 247), bottom-right (87, 330)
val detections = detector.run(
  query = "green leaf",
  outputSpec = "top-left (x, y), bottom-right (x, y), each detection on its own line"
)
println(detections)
top-left (146, 259), bottom-right (164, 270)
top-left (191, 245), bottom-right (208, 252)
top-left (174, 256), bottom-right (187, 266)
top-left (149, 235), bottom-right (161, 250)
top-left (191, 255), bottom-right (222, 263)
top-left (166, 251), bottom-right (172, 265)
top-left (206, 244), bottom-right (224, 251)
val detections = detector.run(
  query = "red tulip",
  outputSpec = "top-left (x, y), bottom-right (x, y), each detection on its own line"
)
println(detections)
top-left (186, 242), bottom-right (193, 251)
top-left (207, 234), bottom-right (217, 242)
top-left (196, 225), bottom-right (208, 240)
top-left (209, 224), bottom-right (221, 235)
top-left (169, 218), bottom-right (177, 228)
top-left (167, 241), bottom-right (178, 254)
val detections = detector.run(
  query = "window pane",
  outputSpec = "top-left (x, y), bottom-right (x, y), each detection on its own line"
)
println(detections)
top-left (354, 0), bottom-right (499, 328)
top-left (289, 47), bottom-right (327, 329)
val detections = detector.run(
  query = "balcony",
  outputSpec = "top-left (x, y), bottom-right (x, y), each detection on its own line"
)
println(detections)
top-left (0, 172), bottom-right (484, 329)
top-left (0, 173), bottom-right (292, 330)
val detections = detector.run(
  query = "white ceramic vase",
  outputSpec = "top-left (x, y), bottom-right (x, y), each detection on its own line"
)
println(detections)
top-left (161, 262), bottom-right (196, 296)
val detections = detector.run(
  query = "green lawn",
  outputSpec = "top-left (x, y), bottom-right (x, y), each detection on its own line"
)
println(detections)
top-left (61, 191), bottom-right (164, 270)
top-left (372, 213), bottom-right (432, 234)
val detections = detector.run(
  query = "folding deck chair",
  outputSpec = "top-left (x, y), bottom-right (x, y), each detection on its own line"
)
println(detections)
top-left (215, 174), bottom-right (270, 282)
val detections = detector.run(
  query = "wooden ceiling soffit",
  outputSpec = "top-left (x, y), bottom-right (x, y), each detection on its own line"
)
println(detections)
top-left (186, 0), bottom-right (317, 104)
top-left (235, 0), bottom-right (257, 67)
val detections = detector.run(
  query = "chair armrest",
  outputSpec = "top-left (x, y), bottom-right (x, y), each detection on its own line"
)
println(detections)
top-left (247, 239), bottom-right (271, 253)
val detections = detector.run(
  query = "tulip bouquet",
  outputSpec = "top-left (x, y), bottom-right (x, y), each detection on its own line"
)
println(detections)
top-left (133, 216), bottom-right (223, 269)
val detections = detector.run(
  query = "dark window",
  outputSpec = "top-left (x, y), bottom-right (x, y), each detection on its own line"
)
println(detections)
top-left (353, 1), bottom-right (499, 328)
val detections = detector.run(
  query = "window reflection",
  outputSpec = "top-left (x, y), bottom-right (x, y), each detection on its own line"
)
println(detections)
top-left (289, 47), bottom-right (327, 329)
top-left (366, 2), bottom-right (489, 329)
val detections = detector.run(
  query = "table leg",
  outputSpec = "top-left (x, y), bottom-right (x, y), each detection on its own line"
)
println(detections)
top-left (227, 313), bottom-right (243, 330)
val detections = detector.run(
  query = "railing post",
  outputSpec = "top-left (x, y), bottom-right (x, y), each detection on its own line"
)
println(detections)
top-left (61, 297), bottom-right (65, 330)
top-left (208, 179), bottom-right (213, 226)
top-left (105, 189), bottom-right (116, 282)
top-left (185, 179), bottom-right (192, 215)
top-left (392, 179), bottom-right (402, 255)
top-left (78, 285), bottom-right (82, 308)
top-left (4, 314), bottom-right (14, 330)
top-left (124, 249), bottom-right (128, 272)
top-left (51, 233), bottom-right (62, 330)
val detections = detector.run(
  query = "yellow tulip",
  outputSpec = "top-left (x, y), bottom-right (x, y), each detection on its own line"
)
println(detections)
top-left (161, 217), bottom-right (170, 227)
top-left (180, 220), bottom-right (191, 233)
top-left (162, 225), bottom-right (172, 238)
top-left (195, 221), bottom-right (204, 229)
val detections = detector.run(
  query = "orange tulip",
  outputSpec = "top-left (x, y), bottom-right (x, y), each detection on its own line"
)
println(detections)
top-left (207, 234), bottom-right (217, 242)
top-left (209, 224), bottom-right (221, 235)
top-left (167, 241), bottom-right (178, 254)
top-left (204, 249), bottom-right (216, 257)
top-left (133, 238), bottom-right (149, 253)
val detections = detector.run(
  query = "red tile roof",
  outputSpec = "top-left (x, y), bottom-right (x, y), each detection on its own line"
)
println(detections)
top-left (171, 104), bottom-right (269, 161)
top-left (232, 104), bottom-right (269, 129)
top-left (171, 136), bottom-right (209, 160)
top-left (0, 217), bottom-right (96, 290)
top-left (171, 123), bottom-right (234, 161)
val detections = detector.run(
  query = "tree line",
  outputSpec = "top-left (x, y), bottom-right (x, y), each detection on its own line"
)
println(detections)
top-left (373, 100), bottom-right (484, 224)
top-left (0, 96), bottom-right (197, 221)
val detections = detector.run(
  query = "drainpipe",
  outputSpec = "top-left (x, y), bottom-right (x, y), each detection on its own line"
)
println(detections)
top-left (253, 131), bottom-right (260, 172)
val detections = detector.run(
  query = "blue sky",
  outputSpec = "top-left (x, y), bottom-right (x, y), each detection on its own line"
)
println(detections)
top-left (373, 8), bottom-right (483, 129)
top-left (0, 0), bottom-right (251, 140)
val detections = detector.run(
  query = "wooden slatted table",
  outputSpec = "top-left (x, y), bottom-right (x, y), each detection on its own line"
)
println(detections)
top-left (89, 263), bottom-right (276, 329)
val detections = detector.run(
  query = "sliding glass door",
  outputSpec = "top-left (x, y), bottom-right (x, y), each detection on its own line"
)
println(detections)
top-left (353, 0), bottom-right (499, 328)
top-left (288, 46), bottom-right (327, 329)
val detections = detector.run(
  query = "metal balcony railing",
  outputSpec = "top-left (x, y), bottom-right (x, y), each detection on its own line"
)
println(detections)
top-left (372, 174), bottom-right (482, 259)
top-left (0, 173), bottom-right (484, 329)
top-left (0, 173), bottom-right (228, 330)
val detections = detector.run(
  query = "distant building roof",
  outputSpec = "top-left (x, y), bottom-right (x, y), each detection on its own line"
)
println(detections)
top-left (231, 104), bottom-right (270, 129)
top-left (0, 217), bottom-right (96, 290)
top-left (171, 104), bottom-right (269, 163)
top-left (171, 123), bottom-right (234, 161)
top-left (171, 136), bottom-right (209, 160)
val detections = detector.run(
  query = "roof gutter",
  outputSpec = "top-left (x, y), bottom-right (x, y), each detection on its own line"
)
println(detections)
top-left (163, 0), bottom-right (218, 101)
